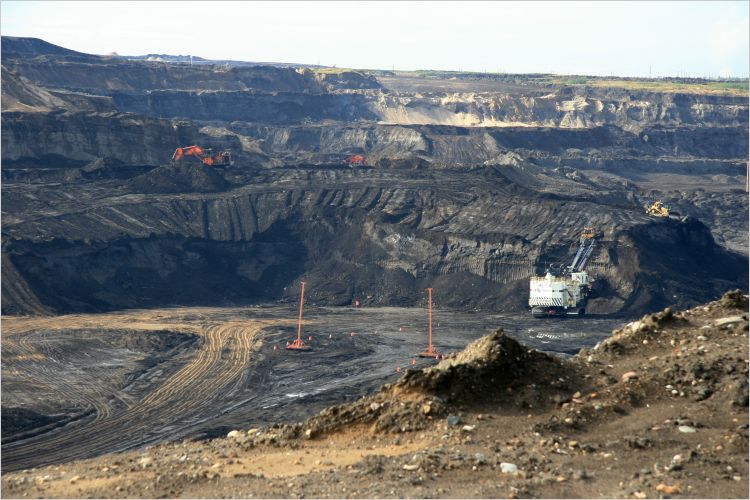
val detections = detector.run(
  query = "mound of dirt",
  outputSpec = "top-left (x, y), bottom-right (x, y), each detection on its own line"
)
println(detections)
top-left (580, 289), bottom-right (750, 412)
top-left (126, 162), bottom-right (230, 194)
top-left (393, 331), bottom-right (569, 400)
top-left (719, 288), bottom-right (749, 310)
top-left (241, 330), bottom-right (577, 442)
top-left (239, 290), bottom-right (748, 448)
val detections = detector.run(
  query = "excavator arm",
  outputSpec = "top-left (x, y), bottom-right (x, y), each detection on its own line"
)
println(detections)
top-left (569, 227), bottom-right (598, 272)
top-left (172, 146), bottom-right (206, 164)
top-left (171, 145), bottom-right (231, 167)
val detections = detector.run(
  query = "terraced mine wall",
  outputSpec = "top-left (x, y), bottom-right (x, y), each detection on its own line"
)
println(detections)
top-left (1, 37), bottom-right (747, 316)
top-left (4, 113), bottom-right (746, 171)
top-left (3, 169), bottom-right (745, 316)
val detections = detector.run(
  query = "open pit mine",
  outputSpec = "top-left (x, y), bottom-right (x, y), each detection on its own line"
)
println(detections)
top-left (1, 36), bottom-right (747, 477)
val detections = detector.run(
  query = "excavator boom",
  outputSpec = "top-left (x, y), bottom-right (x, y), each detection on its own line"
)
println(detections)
top-left (171, 145), bottom-right (232, 167)
top-left (569, 227), bottom-right (597, 273)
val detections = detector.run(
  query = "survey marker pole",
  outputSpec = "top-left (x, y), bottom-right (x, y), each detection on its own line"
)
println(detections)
top-left (297, 281), bottom-right (305, 343)
top-left (428, 287), bottom-right (433, 352)
top-left (418, 287), bottom-right (441, 359)
top-left (287, 280), bottom-right (311, 350)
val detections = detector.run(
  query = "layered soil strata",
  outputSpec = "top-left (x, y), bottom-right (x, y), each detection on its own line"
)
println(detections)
top-left (1, 36), bottom-right (747, 316)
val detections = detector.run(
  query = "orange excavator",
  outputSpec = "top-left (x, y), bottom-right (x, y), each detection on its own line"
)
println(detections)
top-left (346, 154), bottom-right (365, 167)
top-left (171, 146), bottom-right (233, 167)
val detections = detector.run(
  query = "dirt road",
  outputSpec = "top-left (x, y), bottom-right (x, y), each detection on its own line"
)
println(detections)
top-left (2, 311), bottom-right (272, 471)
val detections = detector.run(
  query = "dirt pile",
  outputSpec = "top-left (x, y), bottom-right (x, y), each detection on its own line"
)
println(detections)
top-left (126, 162), bottom-right (231, 194)
top-left (256, 331), bottom-right (573, 439)
top-left (583, 289), bottom-right (750, 414)
top-left (393, 332), bottom-right (569, 400)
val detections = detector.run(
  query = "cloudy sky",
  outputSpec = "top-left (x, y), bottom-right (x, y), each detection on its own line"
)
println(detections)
top-left (2, 1), bottom-right (748, 78)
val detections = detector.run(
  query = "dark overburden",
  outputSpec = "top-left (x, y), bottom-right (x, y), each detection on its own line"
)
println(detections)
top-left (1, 37), bottom-right (747, 316)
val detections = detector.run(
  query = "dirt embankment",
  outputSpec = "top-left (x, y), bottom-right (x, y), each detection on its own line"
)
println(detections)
top-left (3, 290), bottom-right (746, 498)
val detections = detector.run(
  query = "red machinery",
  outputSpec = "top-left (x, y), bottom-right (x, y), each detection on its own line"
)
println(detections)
top-left (346, 154), bottom-right (365, 167)
top-left (171, 145), bottom-right (232, 166)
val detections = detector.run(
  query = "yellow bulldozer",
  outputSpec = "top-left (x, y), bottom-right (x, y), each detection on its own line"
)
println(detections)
top-left (646, 200), bottom-right (680, 218)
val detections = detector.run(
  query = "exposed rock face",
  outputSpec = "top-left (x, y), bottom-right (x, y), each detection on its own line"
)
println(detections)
top-left (2, 56), bottom-right (325, 93)
top-left (2, 112), bottom-right (202, 165)
top-left (1, 254), bottom-right (52, 316)
top-left (368, 88), bottom-right (748, 132)
top-left (1, 37), bottom-right (747, 315)
top-left (313, 69), bottom-right (382, 90)
top-left (1, 71), bottom-right (71, 112)
top-left (109, 90), bottom-right (377, 123)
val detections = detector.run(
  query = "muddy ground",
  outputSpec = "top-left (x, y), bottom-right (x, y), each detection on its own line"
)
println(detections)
top-left (2, 291), bottom-right (747, 498)
top-left (1, 304), bottom-right (626, 472)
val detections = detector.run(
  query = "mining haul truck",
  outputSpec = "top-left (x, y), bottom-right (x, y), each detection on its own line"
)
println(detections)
top-left (529, 227), bottom-right (598, 318)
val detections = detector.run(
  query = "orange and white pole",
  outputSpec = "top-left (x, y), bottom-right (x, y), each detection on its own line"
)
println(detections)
top-left (417, 287), bottom-right (441, 359)
top-left (297, 281), bottom-right (306, 344)
top-left (428, 287), bottom-right (433, 353)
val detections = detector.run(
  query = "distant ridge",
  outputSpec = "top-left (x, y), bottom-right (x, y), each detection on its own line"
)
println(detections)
top-left (1, 36), bottom-right (323, 69)
top-left (1, 36), bottom-right (94, 57)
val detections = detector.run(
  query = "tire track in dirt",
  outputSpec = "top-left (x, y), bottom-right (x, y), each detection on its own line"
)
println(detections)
top-left (4, 331), bottom-right (113, 423)
top-left (26, 330), bottom-right (115, 421)
top-left (2, 318), bottom-right (271, 471)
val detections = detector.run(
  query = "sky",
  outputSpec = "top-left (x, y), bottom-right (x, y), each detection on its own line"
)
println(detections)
top-left (2, 1), bottom-right (748, 78)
